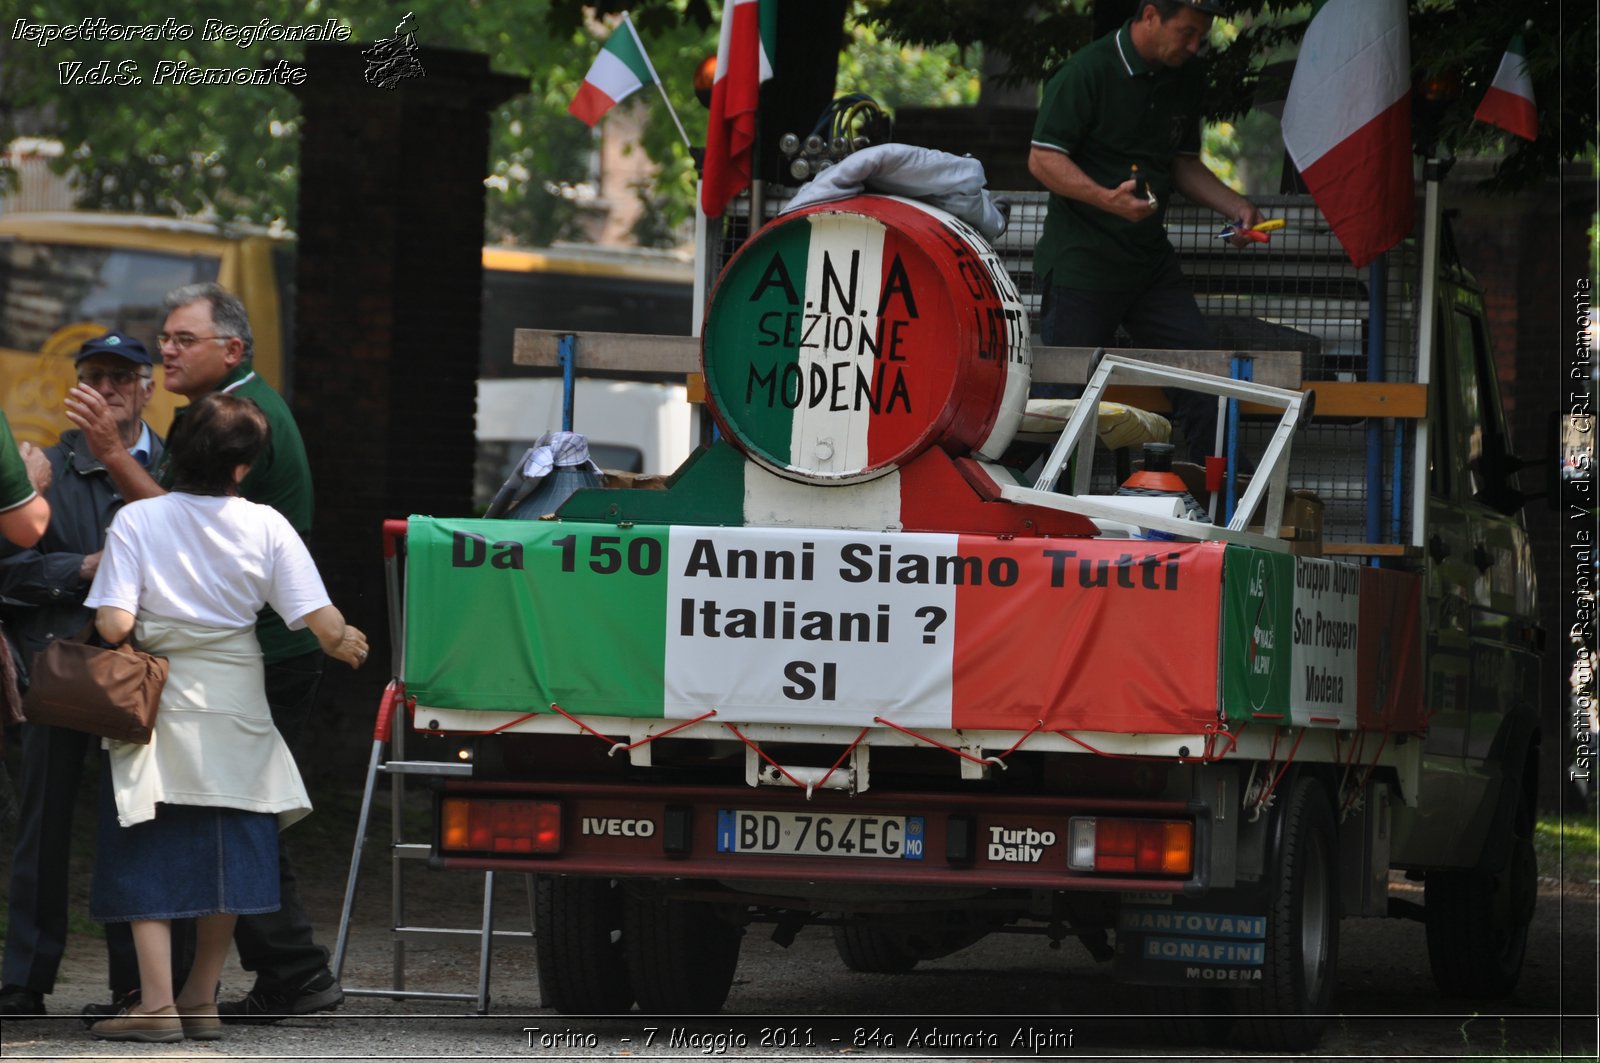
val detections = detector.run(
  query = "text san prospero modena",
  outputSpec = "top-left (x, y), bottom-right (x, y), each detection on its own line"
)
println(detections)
top-left (11, 18), bottom-right (351, 87)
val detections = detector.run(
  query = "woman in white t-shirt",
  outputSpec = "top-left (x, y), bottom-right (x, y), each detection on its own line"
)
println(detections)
top-left (82, 393), bottom-right (367, 1044)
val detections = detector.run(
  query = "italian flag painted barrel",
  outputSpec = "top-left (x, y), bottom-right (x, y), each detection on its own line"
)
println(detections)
top-left (702, 195), bottom-right (1031, 484)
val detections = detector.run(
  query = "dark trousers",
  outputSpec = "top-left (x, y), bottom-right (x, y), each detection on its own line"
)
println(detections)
top-left (2, 723), bottom-right (186, 996)
top-left (232, 649), bottom-right (329, 990)
top-left (1035, 259), bottom-right (1219, 463)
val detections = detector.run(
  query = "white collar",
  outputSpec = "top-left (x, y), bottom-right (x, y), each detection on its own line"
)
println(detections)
top-left (220, 371), bottom-right (258, 394)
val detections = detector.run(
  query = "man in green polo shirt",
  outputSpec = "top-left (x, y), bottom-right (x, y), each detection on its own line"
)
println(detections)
top-left (64, 283), bottom-right (344, 1023)
top-left (1029, 0), bottom-right (1262, 463)
top-left (0, 413), bottom-right (50, 548)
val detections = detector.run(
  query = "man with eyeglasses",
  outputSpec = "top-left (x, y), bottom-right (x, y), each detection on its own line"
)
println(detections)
top-left (1028, 0), bottom-right (1262, 465)
top-left (64, 284), bottom-right (342, 1024)
top-left (0, 331), bottom-right (165, 1019)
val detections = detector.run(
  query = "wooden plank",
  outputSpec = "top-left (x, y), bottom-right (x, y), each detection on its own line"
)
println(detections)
top-left (1104, 385), bottom-right (1172, 411)
top-left (1320, 542), bottom-right (1422, 558)
top-left (513, 329), bottom-right (699, 371)
top-left (514, 330), bottom-right (1304, 391)
top-left (1122, 382), bottom-right (1426, 419)
top-left (1285, 382), bottom-right (1427, 419)
top-left (1032, 346), bottom-right (1302, 389)
top-left (518, 331), bottom-right (1421, 426)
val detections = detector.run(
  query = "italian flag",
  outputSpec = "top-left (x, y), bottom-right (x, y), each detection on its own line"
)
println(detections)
top-left (1281, 0), bottom-right (1414, 269)
top-left (701, 0), bottom-right (776, 218)
top-left (568, 13), bottom-right (658, 127)
top-left (1474, 34), bottom-right (1537, 141)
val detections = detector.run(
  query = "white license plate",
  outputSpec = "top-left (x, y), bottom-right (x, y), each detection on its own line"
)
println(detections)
top-left (716, 810), bottom-right (925, 859)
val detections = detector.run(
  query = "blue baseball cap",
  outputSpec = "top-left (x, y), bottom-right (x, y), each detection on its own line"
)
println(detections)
top-left (75, 331), bottom-right (154, 367)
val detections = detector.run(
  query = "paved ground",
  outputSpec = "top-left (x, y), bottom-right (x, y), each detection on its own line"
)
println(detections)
top-left (1, 761), bottom-right (1596, 1061)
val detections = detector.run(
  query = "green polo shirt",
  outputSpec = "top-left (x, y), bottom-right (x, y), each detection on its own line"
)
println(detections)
top-left (1031, 20), bottom-right (1204, 290)
top-left (0, 412), bottom-right (38, 515)
top-left (158, 363), bottom-right (319, 663)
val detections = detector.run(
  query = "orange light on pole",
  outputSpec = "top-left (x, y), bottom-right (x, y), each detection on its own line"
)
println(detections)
top-left (1421, 71), bottom-right (1462, 103)
top-left (693, 55), bottom-right (717, 107)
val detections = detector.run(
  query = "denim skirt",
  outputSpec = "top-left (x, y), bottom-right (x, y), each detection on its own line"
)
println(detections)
top-left (91, 778), bottom-right (281, 922)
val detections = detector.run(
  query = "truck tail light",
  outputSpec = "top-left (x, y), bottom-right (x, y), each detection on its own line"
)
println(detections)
top-left (1067, 817), bottom-right (1192, 875)
top-left (440, 798), bottom-right (561, 854)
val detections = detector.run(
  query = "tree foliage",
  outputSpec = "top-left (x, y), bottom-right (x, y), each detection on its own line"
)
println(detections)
top-left (556, 0), bottom-right (1596, 186)
top-left (1, 0), bottom-right (1589, 245)
top-left (0, 0), bottom-right (606, 239)
top-left (0, 0), bottom-right (978, 244)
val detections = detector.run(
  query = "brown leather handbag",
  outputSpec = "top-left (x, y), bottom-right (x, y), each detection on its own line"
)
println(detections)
top-left (21, 624), bottom-right (168, 745)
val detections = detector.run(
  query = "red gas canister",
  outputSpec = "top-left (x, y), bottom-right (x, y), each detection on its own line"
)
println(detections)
top-left (1117, 441), bottom-right (1207, 521)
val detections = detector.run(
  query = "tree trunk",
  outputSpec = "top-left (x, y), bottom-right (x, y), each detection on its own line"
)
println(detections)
top-left (758, 0), bottom-right (850, 188)
top-left (1094, 0), bottom-right (1137, 38)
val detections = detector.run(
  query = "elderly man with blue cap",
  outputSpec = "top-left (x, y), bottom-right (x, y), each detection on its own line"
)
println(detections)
top-left (0, 330), bottom-right (169, 1018)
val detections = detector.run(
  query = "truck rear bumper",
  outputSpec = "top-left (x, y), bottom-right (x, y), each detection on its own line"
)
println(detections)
top-left (432, 779), bottom-right (1208, 894)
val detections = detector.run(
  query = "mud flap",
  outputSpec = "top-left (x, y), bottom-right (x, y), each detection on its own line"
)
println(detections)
top-left (1113, 893), bottom-right (1267, 989)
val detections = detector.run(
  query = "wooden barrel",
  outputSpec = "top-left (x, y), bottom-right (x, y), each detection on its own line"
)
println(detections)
top-left (702, 195), bottom-right (1031, 484)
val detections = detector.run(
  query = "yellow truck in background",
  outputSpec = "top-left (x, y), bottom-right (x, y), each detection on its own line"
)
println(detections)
top-left (0, 213), bottom-right (696, 495)
top-left (0, 212), bottom-right (292, 447)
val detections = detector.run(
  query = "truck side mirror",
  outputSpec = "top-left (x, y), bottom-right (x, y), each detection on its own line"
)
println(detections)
top-left (1471, 447), bottom-right (1549, 516)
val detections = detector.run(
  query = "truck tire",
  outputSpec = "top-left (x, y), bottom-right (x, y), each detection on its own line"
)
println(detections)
top-left (622, 887), bottom-right (742, 1013)
top-left (1424, 774), bottom-right (1537, 998)
top-left (533, 876), bottom-right (633, 1013)
top-left (1233, 776), bottom-right (1339, 1051)
top-left (832, 923), bottom-right (919, 973)
top-left (1149, 986), bottom-right (1233, 1046)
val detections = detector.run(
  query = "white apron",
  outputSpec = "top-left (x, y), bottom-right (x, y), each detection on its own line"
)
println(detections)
top-left (105, 615), bottom-right (311, 829)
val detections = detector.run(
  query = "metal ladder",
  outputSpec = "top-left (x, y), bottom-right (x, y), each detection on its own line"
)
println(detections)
top-left (330, 521), bottom-right (534, 1014)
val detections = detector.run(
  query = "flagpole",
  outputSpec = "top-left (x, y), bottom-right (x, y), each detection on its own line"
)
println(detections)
top-left (624, 12), bottom-right (692, 152)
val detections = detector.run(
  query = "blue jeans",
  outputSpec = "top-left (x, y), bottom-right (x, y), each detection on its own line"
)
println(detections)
top-left (1035, 259), bottom-right (1218, 463)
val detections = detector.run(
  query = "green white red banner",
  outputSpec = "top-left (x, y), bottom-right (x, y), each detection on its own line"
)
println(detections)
top-left (403, 519), bottom-right (1424, 737)
top-left (403, 518), bottom-right (1221, 734)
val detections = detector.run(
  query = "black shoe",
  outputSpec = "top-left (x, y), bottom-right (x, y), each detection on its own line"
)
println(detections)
top-left (216, 970), bottom-right (343, 1025)
top-left (80, 988), bottom-right (140, 1028)
top-left (0, 984), bottom-right (45, 1017)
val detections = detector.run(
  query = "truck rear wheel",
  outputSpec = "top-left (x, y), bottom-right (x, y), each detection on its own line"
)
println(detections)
top-left (832, 923), bottom-right (919, 973)
top-left (533, 876), bottom-right (634, 1013)
top-left (622, 887), bottom-right (742, 1013)
top-left (1233, 776), bottom-right (1339, 1050)
top-left (1424, 777), bottom-right (1537, 998)
top-left (1149, 986), bottom-right (1233, 1046)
